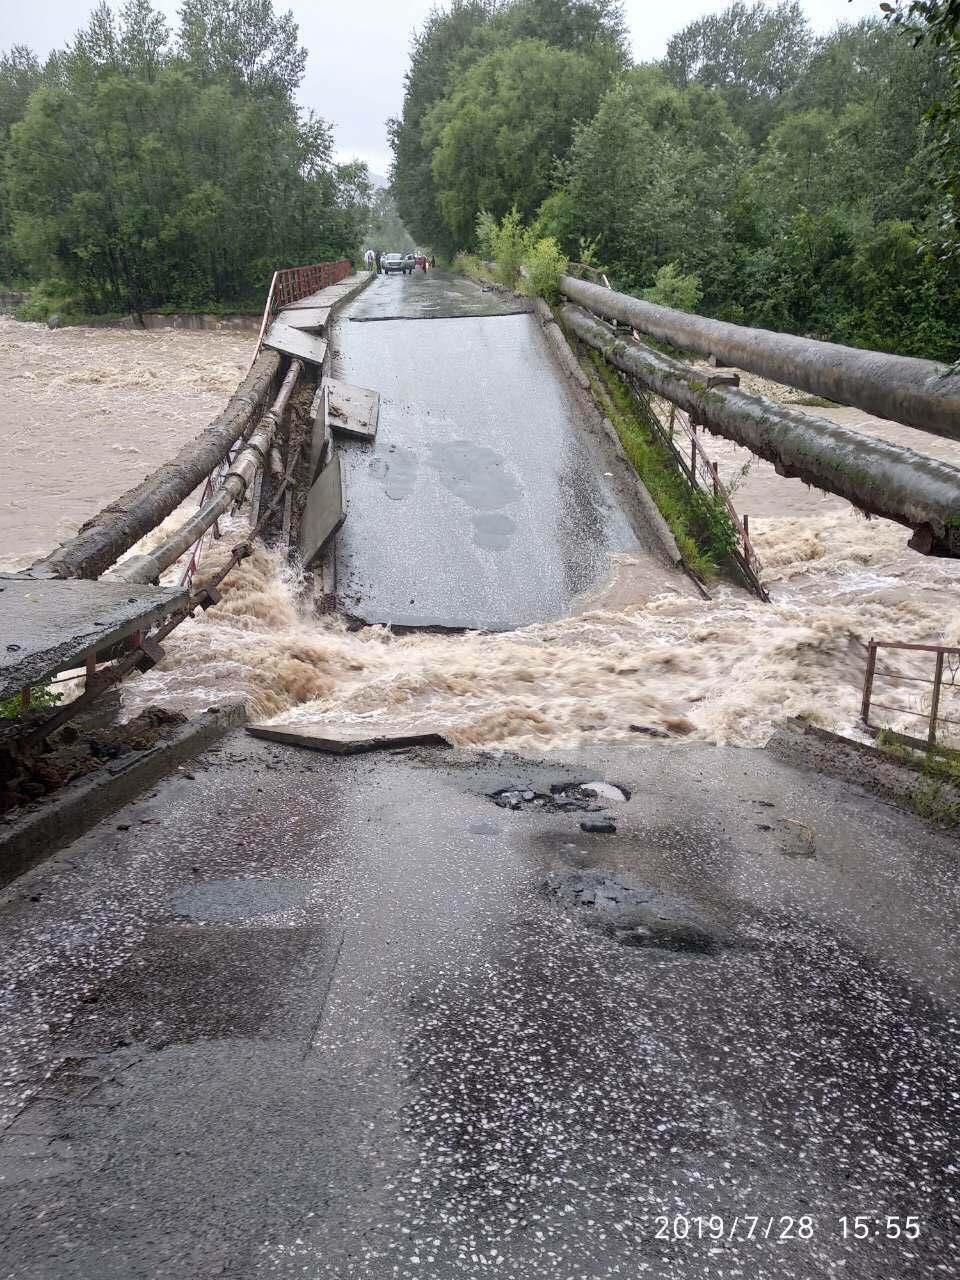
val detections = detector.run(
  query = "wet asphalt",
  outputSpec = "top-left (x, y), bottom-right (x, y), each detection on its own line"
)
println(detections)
top-left (330, 271), bottom-right (649, 629)
top-left (1, 734), bottom-right (958, 1278)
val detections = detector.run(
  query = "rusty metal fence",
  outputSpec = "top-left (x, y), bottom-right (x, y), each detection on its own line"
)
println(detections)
top-left (861, 639), bottom-right (960, 748)
top-left (254, 258), bottom-right (353, 352)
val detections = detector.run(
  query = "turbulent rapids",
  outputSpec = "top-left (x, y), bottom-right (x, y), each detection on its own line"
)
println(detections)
top-left (117, 507), bottom-right (960, 750)
top-left (4, 313), bottom-right (960, 751)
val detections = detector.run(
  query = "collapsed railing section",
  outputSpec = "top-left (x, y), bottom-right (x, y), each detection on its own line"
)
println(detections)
top-left (648, 394), bottom-right (767, 600)
top-left (861, 640), bottom-right (960, 750)
top-left (566, 267), bottom-right (767, 597)
top-left (14, 257), bottom-right (366, 744)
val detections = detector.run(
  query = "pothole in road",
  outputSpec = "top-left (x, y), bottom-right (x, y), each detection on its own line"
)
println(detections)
top-left (544, 870), bottom-right (732, 956)
top-left (489, 781), bottom-right (630, 814)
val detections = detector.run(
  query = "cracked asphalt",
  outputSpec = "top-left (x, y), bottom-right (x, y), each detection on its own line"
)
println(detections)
top-left (1, 735), bottom-right (958, 1278)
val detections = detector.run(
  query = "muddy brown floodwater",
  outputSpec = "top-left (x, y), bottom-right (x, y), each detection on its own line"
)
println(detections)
top-left (0, 315), bottom-right (253, 570)
top-left (4, 314), bottom-right (960, 750)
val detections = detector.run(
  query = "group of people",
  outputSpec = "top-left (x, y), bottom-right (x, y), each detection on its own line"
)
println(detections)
top-left (363, 249), bottom-right (436, 274)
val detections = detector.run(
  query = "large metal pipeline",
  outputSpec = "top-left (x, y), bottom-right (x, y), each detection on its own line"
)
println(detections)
top-left (559, 275), bottom-right (960, 442)
top-left (112, 359), bottom-right (303, 584)
top-left (561, 303), bottom-right (960, 556)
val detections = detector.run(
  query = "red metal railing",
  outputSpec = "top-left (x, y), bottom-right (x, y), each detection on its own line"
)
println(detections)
top-left (254, 258), bottom-right (353, 355)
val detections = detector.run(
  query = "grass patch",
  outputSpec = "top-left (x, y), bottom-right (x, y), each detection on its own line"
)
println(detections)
top-left (875, 728), bottom-right (960, 825)
top-left (792, 394), bottom-right (837, 408)
top-left (453, 252), bottom-right (498, 287)
top-left (584, 350), bottom-right (738, 580)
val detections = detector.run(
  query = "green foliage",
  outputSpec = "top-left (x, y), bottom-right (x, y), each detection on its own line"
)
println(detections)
top-left (0, 1), bottom-right (370, 314)
top-left (389, 1), bottom-right (623, 251)
top-left (888, 3), bottom-right (960, 253)
top-left (484, 207), bottom-right (530, 288)
top-left (424, 38), bottom-right (609, 247)
top-left (520, 235), bottom-right (568, 302)
top-left (0, 682), bottom-right (61, 719)
top-left (642, 262), bottom-right (702, 311)
top-left (586, 351), bottom-right (737, 579)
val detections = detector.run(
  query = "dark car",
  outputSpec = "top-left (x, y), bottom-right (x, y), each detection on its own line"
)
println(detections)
top-left (383, 253), bottom-right (410, 275)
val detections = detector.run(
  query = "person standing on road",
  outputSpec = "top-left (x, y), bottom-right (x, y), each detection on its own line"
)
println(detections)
top-left (375, 250), bottom-right (383, 275)
top-left (364, 248), bottom-right (374, 272)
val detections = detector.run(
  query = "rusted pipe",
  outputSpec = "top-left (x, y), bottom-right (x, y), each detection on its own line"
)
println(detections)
top-left (559, 275), bottom-right (960, 442)
top-left (112, 360), bottom-right (302, 584)
top-left (562, 303), bottom-right (960, 556)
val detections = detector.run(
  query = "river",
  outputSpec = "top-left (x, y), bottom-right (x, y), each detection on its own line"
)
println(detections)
top-left (3, 313), bottom-right (959, 748)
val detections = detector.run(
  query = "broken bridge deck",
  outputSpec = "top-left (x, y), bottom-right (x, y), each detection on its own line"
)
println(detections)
top-left (0, 574), bottom-right (188, 700)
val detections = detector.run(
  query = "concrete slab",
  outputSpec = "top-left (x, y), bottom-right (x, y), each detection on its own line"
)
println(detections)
top-left (325, 378), bottom-right (379, 440)
top-left (263, 321), bottom-right (328, 366)
top-left (278, 306), bottom-right (331, 331)
top-left (246, 721), bottom-right (446, 753)
top-left (0, 574), bottom-right (187, 700)
top-left (299, 453), bottom-right (345, 568)
top-left (333, 288), bottom-right (651, 629)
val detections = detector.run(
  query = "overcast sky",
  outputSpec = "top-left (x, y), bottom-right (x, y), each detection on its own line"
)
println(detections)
top-left (4, 0), bottom-right (885, 175)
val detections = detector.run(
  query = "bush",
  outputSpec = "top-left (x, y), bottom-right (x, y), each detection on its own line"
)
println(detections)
top-left (520, 236), bottom-right (568, 302)
top-left (641, 261), bottom-right (703, 312)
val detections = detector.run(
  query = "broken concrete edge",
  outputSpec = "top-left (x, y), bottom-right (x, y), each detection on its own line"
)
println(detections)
top-left (0, 702), bottom-right (247, 889)
top-left (246, 723), bottom-right (450, 755)
top-left (766, 717), bottom-right (960, 830)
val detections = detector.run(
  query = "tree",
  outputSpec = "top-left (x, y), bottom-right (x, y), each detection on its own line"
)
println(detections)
top-left (424, 37), bottom-right (609, 245)
top-left (887, 1), bottom-right (960, 252)
top-left (388, 2), bottom-right (493, 252)
top-left (177, 0), bottom-right (306, 98)
top-left (664, 1), bottom-right (813, 141)
top-left (559, 67), bottom-right (746, 302)
top-left (2, 0), bottom-right (369, 311)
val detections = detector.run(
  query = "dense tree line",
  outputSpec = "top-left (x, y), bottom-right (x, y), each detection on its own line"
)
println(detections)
top-left (0, 0), bottom-right (370, 316)
top-left (390, 0), bottom-right (960, 360)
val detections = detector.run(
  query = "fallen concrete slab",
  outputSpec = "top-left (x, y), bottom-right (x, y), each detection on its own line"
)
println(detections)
top-left (299, 453), bottom-right (345, 568)
top-left (263, 321), bottom-right (328, 367)
top-left (0, 574), bottom-right (187, 700)
top-left (324, 378), bottom-right (379, 440)
top-left (246, 721), bottom-right (447, 753)
top-left (279, 306), bottom-right (331, 331)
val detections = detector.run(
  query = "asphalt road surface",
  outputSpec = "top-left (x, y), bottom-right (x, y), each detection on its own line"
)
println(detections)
top-left (1, 732), bottom-right (958, 1279)
top-left (330, 271), bottom-right (665, 629)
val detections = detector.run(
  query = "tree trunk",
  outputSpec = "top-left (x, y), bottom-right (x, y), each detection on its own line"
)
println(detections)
top-left (561, 303), bottom-right (960, 557)
top-left (559, 275), bottom-right (960, 442)
top-left (30, 348), bottom-right (283, 580)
